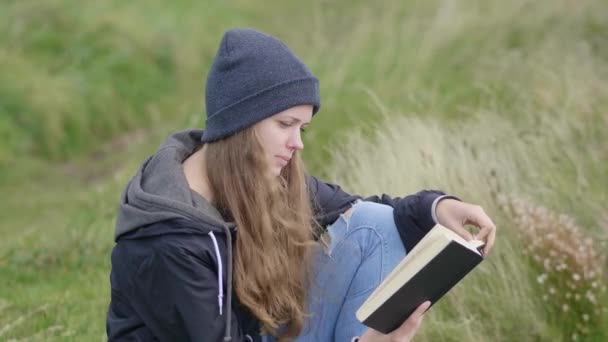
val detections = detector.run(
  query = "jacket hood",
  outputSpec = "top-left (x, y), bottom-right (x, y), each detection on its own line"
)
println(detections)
top-left (114, 129), bottom-right (238, 341)
top-left (114, 129), bottom-right (233, 241)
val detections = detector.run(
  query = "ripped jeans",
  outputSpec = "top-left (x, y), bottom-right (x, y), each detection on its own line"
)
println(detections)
top-left (263, 200), bottom-right (407, 341)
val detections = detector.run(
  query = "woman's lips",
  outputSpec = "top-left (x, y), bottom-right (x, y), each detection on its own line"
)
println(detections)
top-left (276, 156), bottom-right (290, 166)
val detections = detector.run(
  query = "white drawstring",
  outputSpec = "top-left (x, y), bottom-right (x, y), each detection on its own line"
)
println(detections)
top-left (208, 231), bottom-right (224, 316)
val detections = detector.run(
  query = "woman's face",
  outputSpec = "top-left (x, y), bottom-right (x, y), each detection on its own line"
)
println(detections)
top-left (255, 105), bottom-right (313, 176)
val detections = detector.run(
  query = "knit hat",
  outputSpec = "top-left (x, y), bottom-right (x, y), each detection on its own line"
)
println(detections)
top-left (201, 28), bottom-right (321, 143)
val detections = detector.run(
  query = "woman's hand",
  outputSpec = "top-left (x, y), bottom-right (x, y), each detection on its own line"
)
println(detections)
top-left (435, 199), bottom-right (496, 255)
top-left (358, 301), bottom-right (431, 342)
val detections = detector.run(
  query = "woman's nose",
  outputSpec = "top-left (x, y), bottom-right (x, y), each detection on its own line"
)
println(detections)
top-left (287, 130), bottom-right (304, 150)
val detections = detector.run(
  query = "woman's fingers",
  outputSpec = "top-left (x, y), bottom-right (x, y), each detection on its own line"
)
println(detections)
top-left (466, 207), bottom-right (497, 255)
top-left (392, 301), bottom-right (431, 341)
top-left (481, 224), bottom-right (496, 255)
top-left (436, 199), bottom-right (497, 255)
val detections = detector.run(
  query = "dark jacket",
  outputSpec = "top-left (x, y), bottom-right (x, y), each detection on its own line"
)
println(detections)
top-left (106, 129), bottom-right (450, 341)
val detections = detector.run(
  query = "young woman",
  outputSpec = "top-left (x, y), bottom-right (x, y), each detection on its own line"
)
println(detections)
top-left (106, 28), bottom-right (496, 342)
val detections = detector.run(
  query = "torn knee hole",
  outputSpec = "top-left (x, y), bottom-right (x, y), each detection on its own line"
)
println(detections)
top-left (342, 207), bottom-right (354, 221)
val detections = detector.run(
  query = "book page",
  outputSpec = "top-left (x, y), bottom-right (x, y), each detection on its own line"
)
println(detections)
top-left (438, 226), bottom-right (484, 255)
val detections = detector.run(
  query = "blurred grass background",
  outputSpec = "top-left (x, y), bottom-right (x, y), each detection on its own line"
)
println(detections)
top-left (1, 0), bottom-right (607, 340)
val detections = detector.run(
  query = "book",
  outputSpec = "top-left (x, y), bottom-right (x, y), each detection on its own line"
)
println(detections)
top-left (356, 224), bottom-right (485, 334)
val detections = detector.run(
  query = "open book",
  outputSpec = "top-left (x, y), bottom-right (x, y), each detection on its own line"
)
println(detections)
top-left (356, 224), bottom-right (485, 334)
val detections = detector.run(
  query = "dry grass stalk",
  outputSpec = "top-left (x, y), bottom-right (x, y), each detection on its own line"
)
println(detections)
top-left (499, 195), bottom-right (607, 340)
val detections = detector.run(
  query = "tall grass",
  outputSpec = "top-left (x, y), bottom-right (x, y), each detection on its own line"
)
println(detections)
top-left (0, 0), bottom-right (252, 163)
top-left (326, 111), bottom-right (608, 340)
top-left (1, 0), bottom-right (607, 340)
top-left (323, 10), bottom-right (608, 336)
top-left (501, 196), bottom-right (607, 340)
top-left (2, 0), bottom-right (606, 166)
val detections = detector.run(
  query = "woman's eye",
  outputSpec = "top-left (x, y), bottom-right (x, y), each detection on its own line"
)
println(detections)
top-left (279, 121), bottom-right (292, 128)
top-left (300, 127), bottom-right (307, 133)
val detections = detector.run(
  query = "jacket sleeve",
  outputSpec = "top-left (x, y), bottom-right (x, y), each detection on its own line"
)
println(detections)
top-left (127, 244), bottom-right (243, 342)
top-left (306, 175), bottom-right (457, 252)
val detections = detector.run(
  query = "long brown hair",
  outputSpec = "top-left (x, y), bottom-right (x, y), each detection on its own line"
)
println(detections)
top-left (205, 126), bottom-right (318, 340)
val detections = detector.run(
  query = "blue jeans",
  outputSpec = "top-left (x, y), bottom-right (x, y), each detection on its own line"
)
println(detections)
top-left (263, 201), bottom-right (407, 341)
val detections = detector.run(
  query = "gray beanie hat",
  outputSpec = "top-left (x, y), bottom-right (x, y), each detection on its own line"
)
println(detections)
top-left (201, 28), bottom-right (321, 143)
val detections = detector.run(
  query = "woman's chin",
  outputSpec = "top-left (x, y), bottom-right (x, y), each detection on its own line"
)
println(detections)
top-left (264, 164), bottom-right (282, 178)
top-left (272, 166), bottom-right (283, 177)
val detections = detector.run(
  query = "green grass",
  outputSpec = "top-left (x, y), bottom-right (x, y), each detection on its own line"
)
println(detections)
top-left (1, 0), bottom-right (607, 340)
top-left (327, 113), bottom-right (608, 341)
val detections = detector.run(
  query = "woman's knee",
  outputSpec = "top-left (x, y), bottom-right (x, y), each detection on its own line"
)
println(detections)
top-left (326, 201), bottom-right (401, 257)
top-left (346, 201), bottom-right (396, 231)
top-left (337, 201), bottom-right (406, 278)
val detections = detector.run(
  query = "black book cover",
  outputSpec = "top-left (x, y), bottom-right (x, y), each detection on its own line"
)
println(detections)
top-left (361, 241), bottom-right (483, 334)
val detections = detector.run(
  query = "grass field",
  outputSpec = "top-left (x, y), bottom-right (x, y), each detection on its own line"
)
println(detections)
top-left (1, 0), bottom-right (607, 340)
